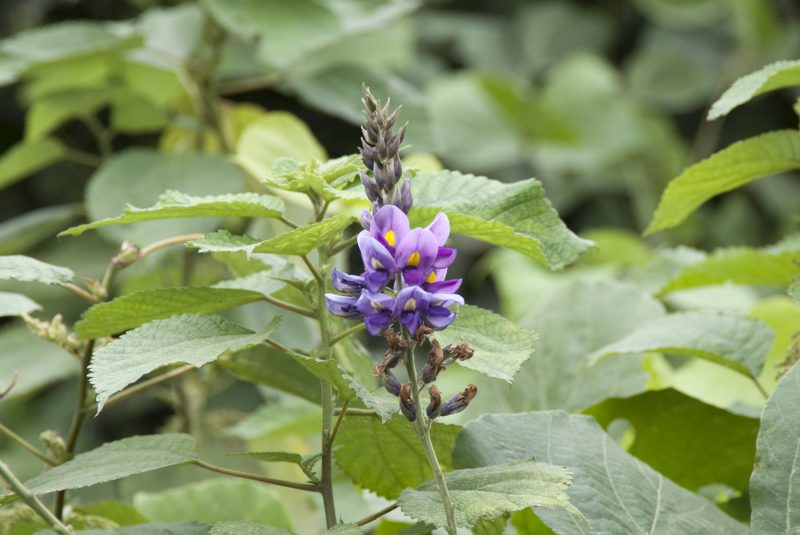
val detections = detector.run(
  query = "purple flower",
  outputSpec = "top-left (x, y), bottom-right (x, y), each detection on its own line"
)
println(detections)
top-left (394, 286), bottom-right (464, 335)
top-left (356, 291), bottom-right (395, 335)
top-left (331, 268), bottom-right (367, 294)
top-left (326, 294), bottom-right (359, 317)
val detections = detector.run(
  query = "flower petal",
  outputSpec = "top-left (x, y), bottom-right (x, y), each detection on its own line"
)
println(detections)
top-left (358, 232), bottom-right (397, 273)
top-left (365, 312), bottom-right (392, 335)
top-left (331, 268), bottom-right (365, 293)
top-left (426, 278), bottom-right (462, 294)
top-left (433, 247), bottom-right (457, 269)
top-left (426, 306), bottom-right (456, 329)
top-left (426, 213), bottom-right (450, 246)
top-left (326, 294), bottom-right (360, 317)
top-left (395, 228), bottom-right (438, 271)
top-left (372, 205), bottom-right (410, 250)
top-left (357, 291), bottom-right (395, 316)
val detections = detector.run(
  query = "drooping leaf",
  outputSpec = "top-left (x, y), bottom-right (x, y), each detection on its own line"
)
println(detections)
top-left (589, 310), bottom-right (774, 379)
top-left (0, 138), bottom-right (66, 190)
top-left (398, 461), bottom-right (576, 529)
top-left (0, 324), bottom-right (77, 400)
top-left (0, 204), bottom-right (82, 255)
top-left (191, 214), bottom-right (356, 256)
top-left (18, 434), bottom-right (197, 496)
top-left (25, 89), bottom-right (112, 141)
top-left (134, 479), bottom-right (291, 528)
top-left (410, 170), bottom-right (592, 270)
top-left (454, 412), bottom-right (748, 534)
top-left (0, 255), bottom-right (74, 285)
top-left (335, 415), bottom-right (460, 499)
top-left (210, 522), bottom-right (294, 535)
top-left (62, 191), bottom-right (284, 236)
top-left (708, 59), bottom-right (800, 120)
top-left (0, 291), bottom-right (40, 317)
top-left (585, 389), bottom-right (759, 494)
top-left (646, 130), bottom-right (800, 234)
top-left (432, 305), bottom-right (536, 383)
top-left (75, 287), bottom-right (266, 338)
top-left (90, 314), bottom-right (281, 412)
top-left (750, 359), bottom-right (800, 533)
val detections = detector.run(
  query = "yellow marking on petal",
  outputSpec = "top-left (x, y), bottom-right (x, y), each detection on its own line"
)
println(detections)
top-left (408, 251), bottom-right (420, 267)
top-left (371, 258), bottom-right (384, 270)
top-left (385, 230), bottom-right (396, 247)
top-left (427, 271), bottom-right (437, 283)
top-left (404, 298), bottom-right (417, 311)
top-left (371, 300), bottom-right (384, 311)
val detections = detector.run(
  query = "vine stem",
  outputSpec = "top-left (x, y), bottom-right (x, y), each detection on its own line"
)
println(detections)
top-left (355, 502), bottom-right (399, 526)
top-left (403, 336), bottom-right (457, 535)
top-left (194, 460), bottom-right (318, 492)
top-left (0, 461), bottom-right (72, 535)
top-left (330, 323), bottom-right (366, 345)
top-left (0, 422), bottom-right (57, 465)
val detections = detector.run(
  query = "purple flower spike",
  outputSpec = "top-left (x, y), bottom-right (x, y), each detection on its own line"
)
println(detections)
top-left (357, 291), bottom-right (395, 335)
top-left (331, 268), bottom-right (366, 294)
top-left (395, 228), bottom-right (439, 286)
top-left (326, 294), bottom-right (360, 317)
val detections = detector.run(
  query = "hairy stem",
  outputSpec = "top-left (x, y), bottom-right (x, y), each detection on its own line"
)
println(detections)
top-left (86, 365), bottom-right (195, 413)
top-left (330, 323), bottom-right (366, 345)
top-left (0, 422), bottom-right (56, 465)
top-left (404, 338), bottom-right (457, 535)
top-left (0, 461), bottom-right (71, 535)
top-left (194, 460), bottom-right (319, 492)
top-left (262, 295), bottom-right (316, 318)
top-left (139, 233), bottom-right (204, 258)
top-left (63, 282), bottom-right (97, 303)
top-left (355, 502), bottom-right (399, 526)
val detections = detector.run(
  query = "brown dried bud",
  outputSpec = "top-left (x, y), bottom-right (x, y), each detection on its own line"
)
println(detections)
top-left (420, 340), bottom-right (445, 384)
top-left (384, 329), bottom-right (407, 355)
top-left (426, 385), bottom-right (442, 420)
top-left (414, 325), bottom-right (434, 344)
top-left (399, 381), bottom-right (416, 421)
top-left (440, 384), bottom-right (478, 417)
top-left (443, 342), bottom-right (475, 365)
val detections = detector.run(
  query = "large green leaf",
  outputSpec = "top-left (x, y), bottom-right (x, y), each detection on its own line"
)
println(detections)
top-left (398, 461), bottom-right (576, 529)
top-left (62, 191), bottom-right (284, 236)
top-left (0, 138), bottom-right (66, 190)
top-left (432, 305), bottom-right (536, 383)
top-left (646, 130), bottom-right (800, 234)
top-left (0, 255), bottom-right (74, 285)
top-left (335, 415), bottom-right (460, 499)
top-left (474, 279), bottom-right (664, 414)
top-left (75, 287), bottom-right (267, 338)
top-left (36, 523), bottom-right (210, 535)
top-left (585, 389), bottom-right (759, 494)
top-left (84, 149), bottom-right (248, 243)
top-left (210, 522), bottom-right (293, 535)
top-left (0, 324), bottom-right (77, 400)
top-left (0, 291), bottom-right (40, 317)
top-left (708, 60), bottom-right (800, 120)
top-left (18, 434), bottom-right (197, 496)
top-left (454, 412), bottom-right (748, 534)
top-left (90, 314), bottom-right (280, 412)
top-left (191, 214), bottom-right (356, 256)
top-left (410, 170), bottom-right (592, 270)
top-left (750, 360), bottom-right (800, 533)
top-left (134, 479), bottom-right (291, 528)
top-left (0, 204), bottom-right (82, 255)
top-left (25, 88), bottom-right (112, 141)
top-left (589, 310), bottom-right (774, 379)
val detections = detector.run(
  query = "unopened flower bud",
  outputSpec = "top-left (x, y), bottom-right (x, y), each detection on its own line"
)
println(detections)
top-left (420, 340), bottom-right (445, 384)
top-left (398, 179), bottom-right (413, 213)
top-left (399, 381), bottom-right (416, 421)
top-left (360, 171), bottom-right (379, 202)
top-left (112, 240), bottom-right (141, 268)
top-left (360, 209), bottom-right (373, 229)
top-left (426, 385), bottom-right (442, 420)
top-left (373, 364), bottom-right (401, 396)
top-left (40, 430), bottom-right (67, 463)
top-left (440, 384), bottom-right (478, 417)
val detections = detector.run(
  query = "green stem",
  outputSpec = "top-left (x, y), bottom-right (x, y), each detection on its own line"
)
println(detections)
top-left (0, 422), bottom-right (57, 465)
top-left (403, 337), bottom-right (457, 535)
top-left (0, 461), bottom-right (72, 535)
top-left (330, 323), bottom-right (366, 345)
top-left (194, 460), bottom-right (319, 492)
top-left (262, 295), bottom-right (316, 318)
top-left (330, 235), bottom-right (357, 257)
top-left (355, 502), bottom-right (399, 526)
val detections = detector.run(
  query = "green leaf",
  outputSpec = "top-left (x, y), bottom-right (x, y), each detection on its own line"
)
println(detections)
top-left (646, 130), bottom-right (800, 234)
top-left (210, 522), bottom-right (294, 535)
top-left (0, 138), bottom-right (66, 190)
top-left (432, 305), bottom-right (536, 383)
top-left (226, 397), bottom-right (320, 440)
top-left (236, 112), bottom-right (327, 179)
top-left (750, 359), bottom-right (800, 533)
top-left (62, 191), bottom-right (284, 236)
top-left (0, 291), bottom-right (40, 317)
top-left (85, 149), bottom-right (249, 243)
top-left (134, 479), bottom-right (291, 529)
top-left (90, 314), bottom-right (280, 412)
top-left (335, 415), bottom-right (460, 499)
top-left (36, 523), bottom-right (210, 535)
top-left (192, 214), bottom-right (356, 256)
top-left (410, 170), bottom-right (592, 270)
top-left (454, 412), bottom-right (748, 534)
top-left (0, 324), bottom-right (77, 400)
top-left (72, 500), bottom-right (148, 526)
top-left (0, 204), bottom-right (82, 255)
top-left (709, 59), bottom-right (800, 120)
top-left (234, 451), bottom-right (320, 481)
top-left (475, 279), bottom-right (665, 413)
top-left (589, 310), bottom-right (774, 379)
top-left (790, 281), bottom-right (800, 302)
top-left (26, 89), bottom-right (112, 141)
top-left (257, 155), bottom-right (363, 201)
top-left (75, 287), bottom-right (267, 338)
top-left (18, 434), bottom-right (197, 496)
top-left (324, 525), bottom-right (364, 535)
top-left (398, 461), bottom-right (576, 529)
top-left (585, 389), bottom-right (759, 494)
top-left (0, 255), bottom-right (74, 285)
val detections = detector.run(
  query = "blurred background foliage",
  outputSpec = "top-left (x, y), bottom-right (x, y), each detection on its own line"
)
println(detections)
top-left (1, 0), bottom-right (799, 533)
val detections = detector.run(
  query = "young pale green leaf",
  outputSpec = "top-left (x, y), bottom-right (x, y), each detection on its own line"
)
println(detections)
top-left (454, 412), bottom-right (748, 534)
top-left (0, 204), bottom-right (81, 255)
top-left (432, 305), bottom-right (536, 383)
top-left (410, 170), bottom-right (592, 270)
top-left (0, 325), bottom-right (77, 400)
top-left (75, 287), bottom-right (266, 338)
top-left (210, 522), bottom-right (294, 535)
top-left (646, 130), bottom-right (800, 234)
top-left (36, 523), bottom-right (211, 535)
top-left (0, 291), bottom-right (40, 317)
top-left (257, 155), bottom-right (363, 201)
top-left (0, 255), bottom-right (74, 285)
top-left (589, 310), bottom-right (774, 378)
top-left (708, 60), bottom-right (800, 120)
top-left (585, 389), bottom-right (759, 494)
top-left (191, 214), bottom-right (356, 257)
top-left (750, 359), bottom-right (800, 533)
top-left (398, 461), bottom-right (577, 529)
top-left (90, 314), bottom-right (281, 412)
top-left (0, 138), bottom-right (66, 190)
top-left (18, 434), bottom-right (197, 496)
top-left (26, 88), bottom-right (112, 141)
top-left (335, 415), bottom-right (460, 499)
top-left (61, 191), bottom-right (284, 236)
top-left (134, 479), bottom-right (291, 528)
